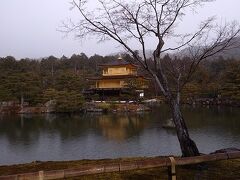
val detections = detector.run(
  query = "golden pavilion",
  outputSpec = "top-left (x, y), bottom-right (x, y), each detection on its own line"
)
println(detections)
top-left (87, 57), bottom-right (149, 97)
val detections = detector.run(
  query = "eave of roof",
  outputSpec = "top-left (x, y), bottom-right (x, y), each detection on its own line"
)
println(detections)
top-left (87, 75), bottom-right (150, 80)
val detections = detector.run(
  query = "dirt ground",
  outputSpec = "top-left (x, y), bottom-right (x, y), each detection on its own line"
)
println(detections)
top-left (0, 158), bottom-right (240, 180)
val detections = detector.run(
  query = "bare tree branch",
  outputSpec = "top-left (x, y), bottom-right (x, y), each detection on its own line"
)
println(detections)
top-left (62, 0), bottom-right (240, 157)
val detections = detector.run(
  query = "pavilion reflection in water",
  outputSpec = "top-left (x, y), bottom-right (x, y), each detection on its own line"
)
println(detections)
top-left (96, 113), bottom-right (149, 141)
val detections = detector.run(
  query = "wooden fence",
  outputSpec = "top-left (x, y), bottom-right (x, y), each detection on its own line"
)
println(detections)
top-left (0, 151), bottom-right (240, 180)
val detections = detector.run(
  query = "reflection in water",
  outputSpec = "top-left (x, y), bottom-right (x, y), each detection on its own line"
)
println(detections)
top-left (97, 114), bottom-right (148, 141)
top-left (0, 105), bottom-right (239, 165)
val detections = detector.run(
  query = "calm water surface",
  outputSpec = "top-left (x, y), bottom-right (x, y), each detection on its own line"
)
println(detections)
top-left (0, 105), bottom-right (239, 165)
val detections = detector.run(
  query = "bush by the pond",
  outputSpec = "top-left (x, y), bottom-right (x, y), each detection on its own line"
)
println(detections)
top-left (43, 89), bottom-right (85, 113)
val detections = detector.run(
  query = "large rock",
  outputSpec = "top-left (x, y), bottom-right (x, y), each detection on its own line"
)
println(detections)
top-left (45, 100), bottom-right (56, 113)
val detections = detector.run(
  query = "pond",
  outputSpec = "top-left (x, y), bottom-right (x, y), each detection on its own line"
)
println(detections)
top-left (0, 105), bottom-right (239, 165)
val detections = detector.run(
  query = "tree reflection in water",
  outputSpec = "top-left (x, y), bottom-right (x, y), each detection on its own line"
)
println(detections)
top-left (0, 105), bottom-right (240, 165)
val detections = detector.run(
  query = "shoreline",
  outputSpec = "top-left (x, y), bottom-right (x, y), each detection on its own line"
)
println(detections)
top-left (0, 99), bottom-right (240, 115)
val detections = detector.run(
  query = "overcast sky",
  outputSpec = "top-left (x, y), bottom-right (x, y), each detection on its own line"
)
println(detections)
top-left (0, 0), bottom-right (239, 59)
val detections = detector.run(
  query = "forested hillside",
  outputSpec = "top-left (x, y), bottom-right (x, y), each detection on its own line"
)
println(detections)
top-left (0, 54), bottom-right (239, 108)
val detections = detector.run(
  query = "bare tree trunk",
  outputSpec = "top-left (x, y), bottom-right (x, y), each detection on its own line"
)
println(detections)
top-left (154, 71), bottom-right (199, 157)
top-left (169, 99), bottom-right (200, 157)
top-left (64, 0), bottom-right (239, 158)
top-left (21, 94), bottom-right (24, 112)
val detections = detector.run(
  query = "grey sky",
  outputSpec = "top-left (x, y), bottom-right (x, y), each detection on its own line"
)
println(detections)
top-left (0, 0), bottom-right (239, 59)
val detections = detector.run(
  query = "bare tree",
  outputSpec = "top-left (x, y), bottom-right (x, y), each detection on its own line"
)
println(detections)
top-left (62, 0), bottom-right (240, 157)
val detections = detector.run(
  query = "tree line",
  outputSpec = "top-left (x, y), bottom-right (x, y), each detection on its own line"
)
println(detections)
top-left (0, 54), bottom-right (239, 106)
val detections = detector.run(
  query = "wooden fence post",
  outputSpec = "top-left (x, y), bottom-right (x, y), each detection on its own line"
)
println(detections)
top-left (39, 171), bottom-right (44, 180)
top-left (168, 157), bottom-right (176, 180)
